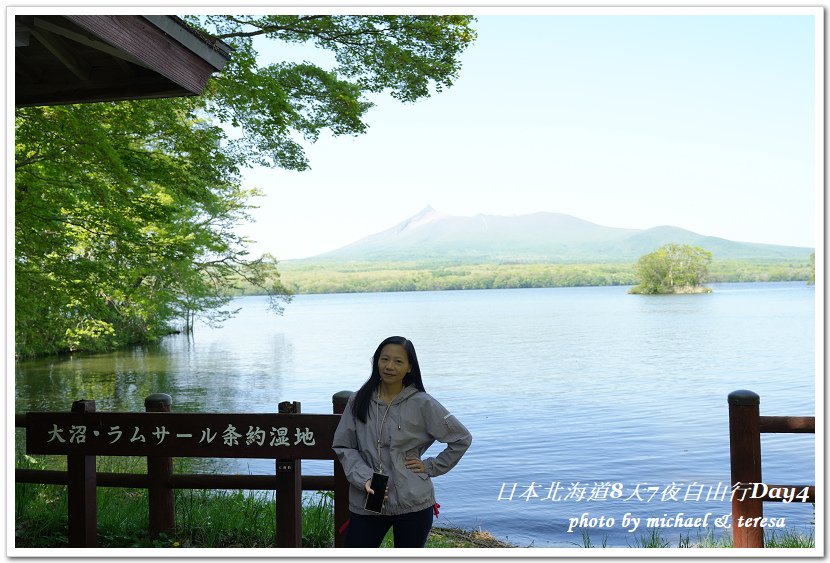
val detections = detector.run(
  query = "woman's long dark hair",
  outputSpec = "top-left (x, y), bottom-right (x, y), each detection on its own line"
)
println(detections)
top-left (351, 336), bottom-right (425, 423)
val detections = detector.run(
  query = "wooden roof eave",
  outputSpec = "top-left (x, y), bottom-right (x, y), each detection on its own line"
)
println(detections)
top-left (15, 14), bottom-right (232, 107)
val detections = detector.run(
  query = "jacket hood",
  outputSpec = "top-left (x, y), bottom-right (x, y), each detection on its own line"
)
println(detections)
top-left (370, 384), bottom-right (421, 406)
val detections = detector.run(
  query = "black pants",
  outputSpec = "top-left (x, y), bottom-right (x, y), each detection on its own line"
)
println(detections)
top-left (345, 507), bottom-right (434, 548)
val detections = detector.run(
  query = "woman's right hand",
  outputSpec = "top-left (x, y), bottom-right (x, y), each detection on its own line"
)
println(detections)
top-left (365, 479), bottom-right (389, 502)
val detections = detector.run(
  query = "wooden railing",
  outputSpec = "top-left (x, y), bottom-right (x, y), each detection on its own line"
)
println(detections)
top-left (15, 391), bottom-right (353, 548)
top-left (728, 389), bottom-right (815, 548)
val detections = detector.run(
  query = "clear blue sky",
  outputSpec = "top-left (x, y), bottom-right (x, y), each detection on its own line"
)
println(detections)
top-left (236, 9), bottom-right (819, 260)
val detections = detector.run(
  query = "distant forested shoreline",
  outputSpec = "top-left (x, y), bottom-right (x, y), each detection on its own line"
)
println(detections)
top-left (234, 259), bottom-right (812, 295)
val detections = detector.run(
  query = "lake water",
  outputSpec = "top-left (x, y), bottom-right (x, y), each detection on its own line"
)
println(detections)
top-left (15, 282), bottom-right (817, 547)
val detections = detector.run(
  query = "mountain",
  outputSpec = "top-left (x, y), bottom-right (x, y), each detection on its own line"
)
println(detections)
top-left (305, 206), bottom-right (813, 263)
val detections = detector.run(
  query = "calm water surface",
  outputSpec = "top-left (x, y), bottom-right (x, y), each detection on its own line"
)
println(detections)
top-left (15, 282), bottom-right (816, 547)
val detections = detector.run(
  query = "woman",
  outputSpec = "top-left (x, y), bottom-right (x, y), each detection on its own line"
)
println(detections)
top-left (332, 336), bottom-right (472, 548)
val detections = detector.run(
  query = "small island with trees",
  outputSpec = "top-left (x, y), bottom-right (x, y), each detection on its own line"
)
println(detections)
top-left (629, 243), bottom-right (713, 295)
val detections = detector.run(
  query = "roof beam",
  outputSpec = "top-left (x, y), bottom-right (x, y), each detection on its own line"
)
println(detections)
top-left (29, 27), bottom-right (91, 82)
top-left (32, 16), bottom-right (146, 68)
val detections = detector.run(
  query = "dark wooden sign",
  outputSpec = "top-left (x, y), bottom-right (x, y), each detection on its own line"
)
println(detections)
top-left (26, 412), bottom-right (339, 459)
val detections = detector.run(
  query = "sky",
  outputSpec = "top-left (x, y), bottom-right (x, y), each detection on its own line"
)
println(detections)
top-left (21, 8), bottom-right (815, 262)
top-left (234, 9), bottom-right (820, 260)
top-left (235, 9), bottom-right (819, 261)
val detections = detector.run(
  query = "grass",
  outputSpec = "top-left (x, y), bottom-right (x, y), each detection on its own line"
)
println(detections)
top-left (574, 526), bottom-right (815, 549)
top-left (412, 526), bottom-right (514, 548)
top-left (15, 445), bottom-right (812, 549)
top-left (14, 447), bottom-right (514, 549)
top-left (16, 463), bottom-right (815, 549)
top-left (628, 528), bottom-right (673, 548)
top-left (764, 528), bottom-right (815, 548)
top-left (16, 474), bottom-right (512, 548)
top-left (571, 530), bottom-right (608, 548)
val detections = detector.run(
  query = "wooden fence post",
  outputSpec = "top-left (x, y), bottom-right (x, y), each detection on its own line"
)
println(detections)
top-left (728, 390), bottom-right (763, 548)
top-left (68, 399), bottom-right (97, 547)
top-left (145, 393), bottom-right (175, 539)
top-left (332, 391), bottom-right (351, 548)
top-left (276, 401), bottom-right (302, 548)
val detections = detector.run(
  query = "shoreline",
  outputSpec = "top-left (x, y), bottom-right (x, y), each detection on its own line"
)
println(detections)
top-left (270, 258), bottom-right (811, 296)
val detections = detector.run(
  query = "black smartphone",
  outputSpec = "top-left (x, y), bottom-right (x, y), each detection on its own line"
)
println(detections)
top-left (364, 472), bottom-right (389, 513)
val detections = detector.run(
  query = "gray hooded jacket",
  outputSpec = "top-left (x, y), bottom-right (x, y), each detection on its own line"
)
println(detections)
top-left (332, 386), bottom-right (472, 516)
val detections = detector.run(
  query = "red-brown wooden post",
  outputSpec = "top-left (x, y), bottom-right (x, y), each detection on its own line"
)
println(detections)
top-left (332, 391), bottom-right (351, 548)
top-left (68, 399), bottom-right (97, 547)
top-left (728, 390), bottom-right (764, 548)
top-left (276, 401), bottom-right (302, 547)
top-left (145, 393), bottom-right (175, 539)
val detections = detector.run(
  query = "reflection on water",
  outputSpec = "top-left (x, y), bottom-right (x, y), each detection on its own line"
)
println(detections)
top-left (16, 334), bottom-right (293, 415)
top-left (16, 344), bottom-right (179, 412)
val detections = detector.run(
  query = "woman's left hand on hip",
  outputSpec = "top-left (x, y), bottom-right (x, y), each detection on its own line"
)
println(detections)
top-left (405, 457), bottom-right (425, 473)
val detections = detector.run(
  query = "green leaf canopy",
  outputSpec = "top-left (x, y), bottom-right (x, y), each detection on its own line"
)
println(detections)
top-left (15, 15), bottom-right (477, 357)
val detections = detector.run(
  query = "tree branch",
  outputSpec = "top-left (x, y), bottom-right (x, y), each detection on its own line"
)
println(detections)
top-left (215, 15), bottom-right (400, 47)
